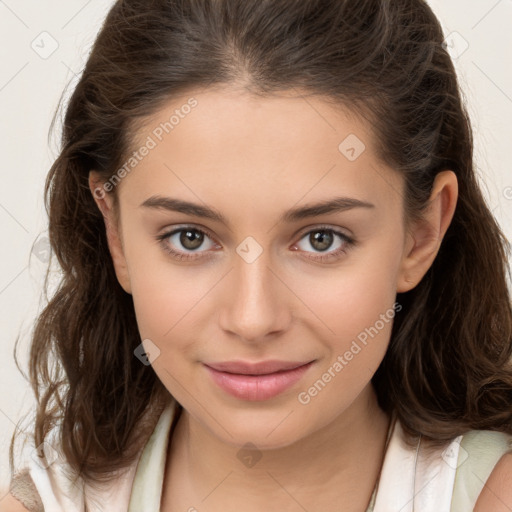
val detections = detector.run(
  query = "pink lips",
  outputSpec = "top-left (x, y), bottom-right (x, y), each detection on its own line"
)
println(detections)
top-left (204, 360), bottom-right (314, 401)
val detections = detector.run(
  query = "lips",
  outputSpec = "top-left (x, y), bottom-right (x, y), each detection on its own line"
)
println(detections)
top-left (206, 360), bottom-right (311, 375)
top-left (204, 359), bottom-right (315, 401)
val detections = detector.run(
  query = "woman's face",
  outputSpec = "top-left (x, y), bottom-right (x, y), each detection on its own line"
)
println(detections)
top-left (90, 87), bottom-right (440, 449)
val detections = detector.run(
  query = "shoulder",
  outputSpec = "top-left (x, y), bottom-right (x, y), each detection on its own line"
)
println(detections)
top-left (474, 451), bottom-right (512, 511)
top-left (450, 427), bottom-right (512, 512)
top-left (0, 493), bottom-right (31, 512)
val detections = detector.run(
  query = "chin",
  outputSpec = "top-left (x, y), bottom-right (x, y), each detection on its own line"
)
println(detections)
top-left (201, 406), bottom-right (313, 450)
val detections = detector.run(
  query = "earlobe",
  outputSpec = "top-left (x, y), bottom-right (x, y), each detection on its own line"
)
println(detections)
top-left (397, 170), bottom-right (458, 293)
top-left (88, 171), bottom-right (132, 295)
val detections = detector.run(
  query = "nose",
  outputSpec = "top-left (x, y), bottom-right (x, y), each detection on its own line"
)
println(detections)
top-left (217, 246), bottom-right (292, 344)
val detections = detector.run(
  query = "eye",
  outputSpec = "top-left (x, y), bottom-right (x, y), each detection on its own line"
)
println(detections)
top-left (156, 226), bottom-right (219, 261)
top-left (292, 226), bottom-right (355, 263)
top-left (156, 224), bottom-right (356, 263)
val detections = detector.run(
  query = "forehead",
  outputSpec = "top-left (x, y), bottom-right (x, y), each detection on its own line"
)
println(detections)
top-left (119, 87), bottom-right (403, 218)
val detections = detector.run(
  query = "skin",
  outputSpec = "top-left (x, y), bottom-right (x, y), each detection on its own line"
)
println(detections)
top-left (474, 452), bottom-right (512, 511)
top-left (86, 86), bottom-right (463, 511)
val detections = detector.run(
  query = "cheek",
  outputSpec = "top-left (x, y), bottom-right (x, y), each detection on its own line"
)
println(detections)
top-left (289, 236), bottom-right (403, 405)
top-left (292, 238), bottom-right (403, 349)
top-left (294, 266), bottom-right (400, 420)
top-left (127, 246), bottom-right (219, 357)
top-left (131, 271), bottom-right (199, 336)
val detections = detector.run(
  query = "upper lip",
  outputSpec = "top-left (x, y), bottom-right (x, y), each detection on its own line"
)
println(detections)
top-left (205, 360), bottom-right (313, 375)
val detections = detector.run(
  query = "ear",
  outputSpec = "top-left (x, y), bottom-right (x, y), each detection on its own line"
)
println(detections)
top-left (88, 171), bottom-right (132, 294)
top-left (397, 170), bottom-right (458, 293)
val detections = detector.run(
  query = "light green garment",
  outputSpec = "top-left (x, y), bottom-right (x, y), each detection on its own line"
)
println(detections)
top-left (450, 429), bottom-right (512, 511)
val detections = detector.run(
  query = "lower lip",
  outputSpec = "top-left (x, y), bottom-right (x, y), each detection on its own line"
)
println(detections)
top-left (204, 362), bottom-right (314, 401)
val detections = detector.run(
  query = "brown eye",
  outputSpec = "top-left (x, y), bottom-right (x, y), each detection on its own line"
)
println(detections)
top-left (156, 225), bottom-right (218, 261)
top-left (309, 230), bottom-right (334, 252)
top-left (179, 229), bottom-right (204, 250)
top-left (294, 226), bottom-right (356, 263)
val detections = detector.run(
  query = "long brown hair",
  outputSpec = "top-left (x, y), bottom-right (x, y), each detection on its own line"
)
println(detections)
top-left (11, 0), bottom-right (512, 487)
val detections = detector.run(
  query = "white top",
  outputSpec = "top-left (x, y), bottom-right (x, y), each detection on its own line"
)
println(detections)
top-left (10, 399), bottom-right (512, 511)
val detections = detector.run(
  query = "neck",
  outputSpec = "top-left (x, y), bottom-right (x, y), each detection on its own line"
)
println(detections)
top-left (164, 384), bottom-right (391, 512)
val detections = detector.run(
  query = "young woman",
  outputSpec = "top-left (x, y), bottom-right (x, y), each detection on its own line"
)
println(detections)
top-left (3, 0), bottom-right (512, 510)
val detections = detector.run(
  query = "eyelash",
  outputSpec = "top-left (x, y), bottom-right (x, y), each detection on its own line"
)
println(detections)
top-left (155, 224), bottom-right (356, 263)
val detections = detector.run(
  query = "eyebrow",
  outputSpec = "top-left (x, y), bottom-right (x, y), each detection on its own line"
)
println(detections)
top-left (140, 195), bottom-right (375, 227)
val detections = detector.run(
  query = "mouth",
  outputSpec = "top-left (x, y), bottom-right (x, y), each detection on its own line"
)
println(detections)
top-left (203, 360), bottom-right (315, 401)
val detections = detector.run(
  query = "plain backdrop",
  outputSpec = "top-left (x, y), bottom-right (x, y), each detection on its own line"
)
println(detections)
top-left (0, 0), bottom-right (511, 496)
